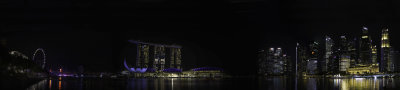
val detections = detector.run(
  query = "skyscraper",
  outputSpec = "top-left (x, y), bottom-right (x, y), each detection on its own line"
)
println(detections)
top-left (272, 48), bottom-right (285, 75)
top-left (390, 50), bottom-right (400, 72)
top-left (339, 36), bottom-right (350, 72)
top-left (372, 45), bottom-right (378, 65)
top-left (349, 37), bottom-right (357, 68)
top-left (296, 43), bottom-right (308, 76)
top-left (359, 26), bottom-right (372, 66)
top-left (381, 28), bottom-right (391, 72)
top-left (324, 36), bottom-right (333, 73)
top-left (258, 47), bottom-right (290, 76)
top-left (308, 41), bottom-right (320, 74)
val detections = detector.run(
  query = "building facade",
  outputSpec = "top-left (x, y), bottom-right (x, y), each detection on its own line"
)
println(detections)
top-left (129, 40), bottom-right (182, 72)
top-left (297, 43), bottom-right (309, 76)
top-left (338, 36), bottom-right (351, 72)
top-left (324, 36), bottom-right (333, 73)
top-left (309, 41), bottom-right (321, 74)
top-left (381, 28), bottom-right (391, 72)
top-left (258, 47), bottom-right (290, 76)
top-left (359, 27), bottom-right (373, 66)
top-left (391, 50), bottom-right (400, 72)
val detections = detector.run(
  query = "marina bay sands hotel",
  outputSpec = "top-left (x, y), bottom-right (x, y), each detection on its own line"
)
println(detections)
top-left (128, 40), bottom-right (182, 71)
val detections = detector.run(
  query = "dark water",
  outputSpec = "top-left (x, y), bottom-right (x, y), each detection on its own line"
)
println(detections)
top-left (26, 77), bottom-right (400, 90)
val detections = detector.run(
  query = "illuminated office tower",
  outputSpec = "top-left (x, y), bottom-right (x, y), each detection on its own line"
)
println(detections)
top-left (273, 48), bottom-right (285, 75)
top-left (296, 43), bottom-right (308, 75)
top-left (154, 46), bottom-right (166, 71)
top-left (329, 40), bottom-right (341, 74)
top-left (372, 45), bottom-right (378, 65)
top-left (349, 38), bottom-right (358, 68)
top-left (308, 41), bottom-right (320, 74)
top-left (307, 59), bottom-right (318, 74)
top-left (339, 36), bottom-right (350, 72)
top-left (257, 48), bottom-right (274, 75)
top-left (381, 28), bottom-right (391, 72)
top-left (324, 36), bottom-right (333, 73)
top-left (359, 26), bottom-right (373, 66)
top-left (137, 44), bottom-right (150, 68)
top-left (339, 55), bottom-right (350, 71)
top-left (266, 48), bottom-right (275, 75)
top-left (259, 47), bottom-right (290, 75)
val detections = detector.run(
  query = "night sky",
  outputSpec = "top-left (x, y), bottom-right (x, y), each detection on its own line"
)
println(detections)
top-left (1, 0), bottom-right (400, 75)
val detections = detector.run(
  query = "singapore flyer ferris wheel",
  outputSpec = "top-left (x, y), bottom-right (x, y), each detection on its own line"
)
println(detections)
top-left (33, 48), bottom-right (46, 69)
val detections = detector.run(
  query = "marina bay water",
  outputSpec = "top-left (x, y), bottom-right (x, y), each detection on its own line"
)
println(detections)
top-left (26, 77), bottom-right (400, 90)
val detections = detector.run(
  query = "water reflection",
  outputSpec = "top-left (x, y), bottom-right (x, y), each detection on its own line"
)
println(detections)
top-left (260, 77), bottom-right (400, 90)
top-left (333, 78), bottom-right (386, 90)
top-left (306, 78), bottom-right (316, 90)
top-left (58, 80), bottom-right (61, 90)
top-left (26, 77), bottom-right (400, 90)
top-left (26, 79), bottom-right (47, 90)
top-left (49, 79), bottom-right (52, 89)
top-left (171, 78), bottom-right (174, 90)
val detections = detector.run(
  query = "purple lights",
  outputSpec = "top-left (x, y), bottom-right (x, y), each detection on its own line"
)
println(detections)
top-left (124, 59), bottom-right (148, 73)
top-left (132, 68), bottom-right (147, 73)
top-left (57, 73), bottom-right (73, 77)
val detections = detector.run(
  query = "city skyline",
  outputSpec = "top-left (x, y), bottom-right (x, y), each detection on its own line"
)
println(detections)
top-left (2, 31), bottom-right (260, 75)
top-left (258, 26), bottom-right (400, 76)
top-left (3, 26), bottom-right (400, 75)
top-left (2, 0), bottom-right (400, 89)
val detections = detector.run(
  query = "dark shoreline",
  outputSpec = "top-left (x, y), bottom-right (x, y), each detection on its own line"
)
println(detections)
top-left (0, 76), bottom-right (45, 89)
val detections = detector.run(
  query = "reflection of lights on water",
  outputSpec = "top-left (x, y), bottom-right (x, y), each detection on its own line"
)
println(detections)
top-left (49, 79), bottom-right (52, 89)
top-left (341, 79), bottom-right (348, 90)
top-left (355, 78), bottom-right (364, 89)
top-left (355, 78), bottom-right (364, 81)
top-left (168, 73), bottom-right (179, 77)
top-left (26, 79), bottom-right (47, 90)
top-left (171, 78), bottom-right (174, 90)
top-left (58, 77), bottom-right (62, 90)
top-left (373, 78), bottom-right (378, 89)
top-left (383, 78), bottom-right (385, 87)
top-left (333, 79), bottom-right (341, 88)
top-left (59, 80), bottom-right (62, 90)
